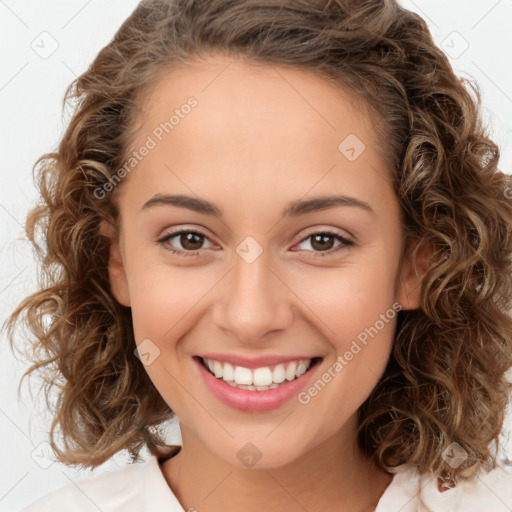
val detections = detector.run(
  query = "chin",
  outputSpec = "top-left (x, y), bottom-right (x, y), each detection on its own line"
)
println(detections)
top-left (203, 434), bottom-right (311, 470)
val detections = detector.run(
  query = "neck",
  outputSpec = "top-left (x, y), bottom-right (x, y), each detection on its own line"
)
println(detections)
top-left (159, 418), bottom-right (393, 512)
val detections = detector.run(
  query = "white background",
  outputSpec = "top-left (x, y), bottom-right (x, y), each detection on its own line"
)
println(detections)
top-left (1, 1), bottom-right (512, 510)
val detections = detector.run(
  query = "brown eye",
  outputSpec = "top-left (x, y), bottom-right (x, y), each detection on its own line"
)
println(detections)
top-left (295, 230), bottom-right (354, 255)
top-left (157, 229), bottom-right (214, 255)
top-left (178, 232), bottom-right (204, 250)
top-left (310, 233), bottom-right (336, 251)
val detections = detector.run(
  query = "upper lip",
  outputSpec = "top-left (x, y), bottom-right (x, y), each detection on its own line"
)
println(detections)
top-left (197, 353), bottom-right (320, 369)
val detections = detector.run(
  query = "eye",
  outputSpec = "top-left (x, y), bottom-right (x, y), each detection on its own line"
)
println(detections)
top-left (157, 228), bottom-right (355, 257)
top-left (293, 230), bottom-right (354, 256)
top-left (157, 229), bottom-right (214, 256)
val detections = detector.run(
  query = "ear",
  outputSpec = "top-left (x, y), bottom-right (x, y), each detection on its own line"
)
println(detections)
top-left (396, 238), bottom-right (429, 311)
top-left (99, 219), bottom-right (131, 307)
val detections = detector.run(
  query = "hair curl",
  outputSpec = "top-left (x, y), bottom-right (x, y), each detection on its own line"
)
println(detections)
top-left (4, 0), bottom-right (512, 486)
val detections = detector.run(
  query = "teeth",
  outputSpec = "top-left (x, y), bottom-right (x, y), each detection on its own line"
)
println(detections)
top-left (296, 361), bottom-right (308, 377)
top-left (234, 366), bottom-right (253, 385)
top-left (202, 357), bottom-right (313, 390)
top-left (253, 367), bottom-right (273, 386)
top-left (223, 363), bottom-right (235, 381)
top-left (285, 362), bottom-right (297, 381)
top-left (213, 360), bottom-right (223, 378)
top-left (272, 364), bottom-right (286, 383)
top-left (228, 382), bottom-right (280, 391)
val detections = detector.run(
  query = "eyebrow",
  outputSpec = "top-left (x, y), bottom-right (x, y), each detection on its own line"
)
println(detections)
top-left (141, 193), bottom-right (375, 217)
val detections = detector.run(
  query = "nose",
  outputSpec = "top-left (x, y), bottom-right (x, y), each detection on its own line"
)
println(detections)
top-left (212, 247), bottom-right (294, 344)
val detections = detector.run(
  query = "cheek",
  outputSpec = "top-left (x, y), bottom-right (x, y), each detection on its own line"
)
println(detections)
top-left (125, 268), bottom-right (202, 414)
top-left (295, 289), bottom-right (397, 437)
top-left (287, 247), bottom-right (399, 408)
top-left (127, 261), bottom-right (215, 344)
top-left (287, 247), bottom-right (400, 345)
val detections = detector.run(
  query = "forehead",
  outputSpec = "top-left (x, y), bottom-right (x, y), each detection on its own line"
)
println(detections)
top-left (135, 54), bottom-right (376, 147)
top-left (120, 55), bottom-right (393, 218)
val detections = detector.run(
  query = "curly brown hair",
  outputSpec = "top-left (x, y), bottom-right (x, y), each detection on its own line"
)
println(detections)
top-left (4, 0), bottom-right (512, 487)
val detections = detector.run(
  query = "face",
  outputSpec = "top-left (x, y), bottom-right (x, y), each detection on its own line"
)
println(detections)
top-left (102, 54), bottom-right (422, 469)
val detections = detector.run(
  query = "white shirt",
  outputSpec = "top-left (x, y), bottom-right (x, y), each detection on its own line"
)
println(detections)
top-left (19, 453), bottom-right (512, 511)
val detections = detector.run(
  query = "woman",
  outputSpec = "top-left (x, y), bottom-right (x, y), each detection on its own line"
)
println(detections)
top-left (5, 0), bottom-right (512, 510)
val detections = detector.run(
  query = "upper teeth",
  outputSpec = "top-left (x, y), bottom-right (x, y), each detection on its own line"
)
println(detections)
top-left (203, 358), bottom-right (312, 387)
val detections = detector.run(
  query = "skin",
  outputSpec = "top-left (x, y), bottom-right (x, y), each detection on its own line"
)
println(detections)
top-left (101, 53), bottom-right (426, 512)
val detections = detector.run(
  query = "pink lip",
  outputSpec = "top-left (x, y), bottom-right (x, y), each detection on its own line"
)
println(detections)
top-left (197, 353), bottom-right (316, 369)
top-left (193, 356), bottom-right (321, 412)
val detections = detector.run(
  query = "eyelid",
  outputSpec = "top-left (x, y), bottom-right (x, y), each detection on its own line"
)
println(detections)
top-left (156, 227), bottom-right (216, 256)
top-left (157, 225), bottom-right (355, 256)
top-left (296, 226), bottom-right (355, 245)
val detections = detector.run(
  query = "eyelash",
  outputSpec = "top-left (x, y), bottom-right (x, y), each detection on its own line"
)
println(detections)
top-left (156, 228), bottom-right (355, 258)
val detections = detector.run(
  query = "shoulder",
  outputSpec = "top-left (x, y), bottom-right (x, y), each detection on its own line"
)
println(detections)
top-left (420, 464), bottom-right (512, 511)
top-left (20, 457), bottom-right (150, 512)
top-left (377, 462), bottom-right (512, 511)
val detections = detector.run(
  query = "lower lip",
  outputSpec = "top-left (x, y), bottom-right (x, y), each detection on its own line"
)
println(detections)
top-left (194, 357), bottom-right (320, 412)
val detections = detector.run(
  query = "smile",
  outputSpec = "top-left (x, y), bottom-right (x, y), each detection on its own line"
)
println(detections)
top-left (193, 355), bottom-right (322, 412)
top-left (202, 357), bottom-right (314, 390)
